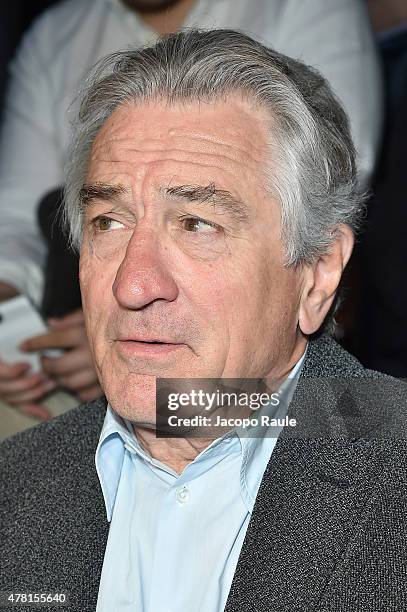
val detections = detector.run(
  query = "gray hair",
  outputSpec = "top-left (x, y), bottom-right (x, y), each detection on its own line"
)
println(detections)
top-left (64, 28), bottom-right (364, 266)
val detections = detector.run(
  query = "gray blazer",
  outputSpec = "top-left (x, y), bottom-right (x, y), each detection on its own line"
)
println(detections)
top-left (1, 334), bottom-right (406, 612)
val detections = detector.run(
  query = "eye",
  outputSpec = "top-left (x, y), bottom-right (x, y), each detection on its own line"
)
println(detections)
top-left (92, 216), bottom-right (125, 231)
top-left (180, 216), bottom-right (220, 233)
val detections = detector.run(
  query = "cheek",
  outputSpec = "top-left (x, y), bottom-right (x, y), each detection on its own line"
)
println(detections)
top-left (227, 251), bottom-right (294, 335)
top-left (80, 237), bottom-right (122, 285)
top-left (184, 259), bottom-right (231, 310)
top-left (87, 227), bottom-right (133, 261)
top-left (258, 264), bottom-right (302, 335)
top-left (79, 250), bottom-right (116, 331)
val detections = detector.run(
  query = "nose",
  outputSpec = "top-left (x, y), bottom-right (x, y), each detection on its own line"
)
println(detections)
top-left (112, 224), bottom-right (179, 309)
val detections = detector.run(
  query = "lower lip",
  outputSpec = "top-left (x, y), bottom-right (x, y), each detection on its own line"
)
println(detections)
top-left (116, 340), bottom-right (183, 356)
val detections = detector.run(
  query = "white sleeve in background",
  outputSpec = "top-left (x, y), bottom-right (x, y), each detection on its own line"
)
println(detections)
top-left (0, 18), bottom-right (64, 306)
top-left (269, 0), bottom-right (383, 188)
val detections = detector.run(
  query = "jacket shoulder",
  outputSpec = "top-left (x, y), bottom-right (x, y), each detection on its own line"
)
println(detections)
top-left (0, 397), bottom-right (108, 608)
top-left (0, 397), bottom-right (106, 491)
top-left (299, 334), bottom-right (407, 439)
top-left (303, 333), bottom-right (366, 378)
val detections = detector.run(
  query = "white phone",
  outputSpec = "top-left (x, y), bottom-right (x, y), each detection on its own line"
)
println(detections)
top-left (0, 295), bottom-right (60, 373)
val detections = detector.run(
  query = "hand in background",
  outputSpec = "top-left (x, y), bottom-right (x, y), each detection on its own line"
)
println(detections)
top-left (0, 360), bottom-right (56, 419)
top-left (0, 281), bottom-right (19, 302)
top-left (20, 308), bottom-right (102, 403)
top-left (0, 282), bottom-right (54, 418)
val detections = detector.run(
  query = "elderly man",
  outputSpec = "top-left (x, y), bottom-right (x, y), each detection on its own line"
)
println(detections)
top-left (0, 0), bottom-right (381, 422)
top-left (1, 30), bottom-right (406, 612)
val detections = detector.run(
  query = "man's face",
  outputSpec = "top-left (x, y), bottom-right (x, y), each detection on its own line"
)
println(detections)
top-left (80, 96), bottom-right (305, 422)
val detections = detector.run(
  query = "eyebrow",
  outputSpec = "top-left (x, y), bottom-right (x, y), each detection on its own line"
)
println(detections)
top-left (164, 183), bottom-right (250, 224)
top-left (79, 183), bottom-right (130, 207)
top-left (79, 181), bottom-right (251, 225)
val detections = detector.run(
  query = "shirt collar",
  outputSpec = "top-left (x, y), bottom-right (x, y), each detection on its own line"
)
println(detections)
top-left (95, 407), bottom-right (136, 521)
top-left (238, 348), bottom-right (306, 511)
top-left (96, 346), bottom-right (307, 520)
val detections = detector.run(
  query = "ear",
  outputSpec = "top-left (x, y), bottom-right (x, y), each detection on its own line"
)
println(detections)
top-left (298, 224), bottom-right (354, 335)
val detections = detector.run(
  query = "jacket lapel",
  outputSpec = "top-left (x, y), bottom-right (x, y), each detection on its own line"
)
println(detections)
top-left (43, 399), bottom-right (110, 609)
top-left (225, 336), bottom-right (384, 612)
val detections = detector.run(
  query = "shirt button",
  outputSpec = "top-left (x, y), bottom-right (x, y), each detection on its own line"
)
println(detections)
top-left (176, 485), bottom-right (190, 505)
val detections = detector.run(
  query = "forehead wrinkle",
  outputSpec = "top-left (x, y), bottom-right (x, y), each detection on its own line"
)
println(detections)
top-left (92, 94), bottom-right (272, 174)
top-left (99, 137), bottom-right (265, 163)
top-left (94, 125), bottom-right (266, 166)
top-left (91, 147), bottom-right (264, 181)
top-left (88, 111), bottom-right (272, 210)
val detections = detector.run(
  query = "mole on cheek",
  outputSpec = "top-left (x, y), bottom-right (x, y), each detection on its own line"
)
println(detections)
top-left (88, 236), bottom-right (95, 256)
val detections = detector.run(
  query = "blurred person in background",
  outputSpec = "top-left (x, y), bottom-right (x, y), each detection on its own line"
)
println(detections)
top-left (368, 0), bottom-right (407, 118)
top-left (0, 0), bottom-right (56, 111)
top-left (0, 0), bottom-right (382, 423)
top-left (343, 0), bottom-right (407, 377)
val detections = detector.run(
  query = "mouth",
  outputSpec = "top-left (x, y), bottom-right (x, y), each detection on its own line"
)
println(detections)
top-left (116, 339), bottom-right (184, 356)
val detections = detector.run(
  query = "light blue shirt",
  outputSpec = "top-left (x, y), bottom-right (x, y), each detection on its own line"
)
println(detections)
top-left (95, 354), bottom-right (305, 612)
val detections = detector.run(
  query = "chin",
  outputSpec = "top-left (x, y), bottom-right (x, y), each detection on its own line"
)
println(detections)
top-left (103, 372), bottom-right (158, 424)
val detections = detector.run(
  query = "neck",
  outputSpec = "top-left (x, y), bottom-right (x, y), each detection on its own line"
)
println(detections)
top-left (122, 0), bottom-right (197, 35)
top-left (132, 338), bottom-right (307, 473)
top-left (133, 426), bottom-right (212, 473)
